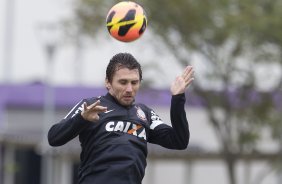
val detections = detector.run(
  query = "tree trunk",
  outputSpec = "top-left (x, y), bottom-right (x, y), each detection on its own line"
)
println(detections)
top-left (225, 155), bottom-right (237, 184)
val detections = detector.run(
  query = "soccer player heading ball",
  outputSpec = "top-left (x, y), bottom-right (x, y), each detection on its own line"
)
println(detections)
top-left (48, 53), bottom-right (194, 184)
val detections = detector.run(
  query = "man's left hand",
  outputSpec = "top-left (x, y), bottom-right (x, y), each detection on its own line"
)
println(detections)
top-left (170, 66), bottom-right (194, 95)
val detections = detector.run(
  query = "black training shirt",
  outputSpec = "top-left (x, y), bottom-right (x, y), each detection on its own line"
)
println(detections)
top-left (48, 93), bottom-right (189, 184)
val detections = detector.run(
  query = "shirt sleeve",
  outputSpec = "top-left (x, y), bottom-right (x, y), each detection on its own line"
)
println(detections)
top-left (47, 99), bottom-right (92, 147)
top-left (148, 93), bottom-right (190, 150)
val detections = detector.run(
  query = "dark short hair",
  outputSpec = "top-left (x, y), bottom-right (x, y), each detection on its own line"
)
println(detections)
top-left (106, 53), bottom-right (142, 82)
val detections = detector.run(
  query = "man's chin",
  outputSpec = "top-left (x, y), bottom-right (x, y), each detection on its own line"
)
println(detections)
top-left (121, 99), bottom-right (134, 106)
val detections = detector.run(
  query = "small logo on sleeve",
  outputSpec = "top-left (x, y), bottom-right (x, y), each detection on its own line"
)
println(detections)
top-left (150, 110), bottom-right (164, 130)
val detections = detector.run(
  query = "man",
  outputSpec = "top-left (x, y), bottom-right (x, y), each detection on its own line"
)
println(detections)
top-left (48, 52), bottom-right (194, 184)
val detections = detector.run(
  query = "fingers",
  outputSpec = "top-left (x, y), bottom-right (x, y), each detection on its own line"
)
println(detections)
top-left (81, 100), bottom-right (107, 122)
top-left (85, 100), bottom-right (107, 112)
top-left (95, 106), bottom-right (107, 113)
top-left (170, 66), bottom-right (194, 95)
top-left (182, 66), bottom-right (192, 77)
top-left (182, 66), bottom-right (194, 85)
top-left (83, 102), bottom-right (88, 111)
top-left (88, 100), bottom-right (101, 109)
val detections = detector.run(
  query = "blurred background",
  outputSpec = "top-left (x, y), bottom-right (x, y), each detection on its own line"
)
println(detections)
top-left (0, 0), bottom-right (282, 184)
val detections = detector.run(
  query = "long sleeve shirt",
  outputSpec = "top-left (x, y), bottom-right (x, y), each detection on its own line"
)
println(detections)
top-left (48, 93), bottom-right (190, 184)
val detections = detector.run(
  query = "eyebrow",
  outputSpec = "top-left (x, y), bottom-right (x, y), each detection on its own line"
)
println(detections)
top-left (118, 79), bottom-right (140, 83)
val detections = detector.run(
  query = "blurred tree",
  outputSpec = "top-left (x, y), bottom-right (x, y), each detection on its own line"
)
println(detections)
top-left (68, 0), bottom-right (282, 184)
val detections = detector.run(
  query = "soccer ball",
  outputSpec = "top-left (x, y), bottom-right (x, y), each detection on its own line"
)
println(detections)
top-left (106, 1), bottom-right (147, 42)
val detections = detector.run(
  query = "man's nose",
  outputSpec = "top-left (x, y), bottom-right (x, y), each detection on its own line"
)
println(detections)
top-left (126, 84), bottom-right (133, 92)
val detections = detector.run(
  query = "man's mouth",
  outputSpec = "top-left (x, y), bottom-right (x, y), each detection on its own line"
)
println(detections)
top-left (123, 96), bottom-right (133, 100)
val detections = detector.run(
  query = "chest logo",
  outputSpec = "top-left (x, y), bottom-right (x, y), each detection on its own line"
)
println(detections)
top-left (105, 121), bottom-right (147, 140)
top-left (136, 106), bottom-right (147, 121)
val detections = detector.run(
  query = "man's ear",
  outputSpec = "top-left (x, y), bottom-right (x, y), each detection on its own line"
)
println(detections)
top-left (105, 79), bottom-right (111, 90)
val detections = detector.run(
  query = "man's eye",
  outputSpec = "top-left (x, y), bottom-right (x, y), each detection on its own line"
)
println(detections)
top-left (120, 81), bottom-right (127, 85)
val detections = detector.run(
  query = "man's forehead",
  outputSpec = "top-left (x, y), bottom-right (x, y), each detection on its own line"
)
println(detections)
top-left (113, 68), bottom-right (140, 79)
